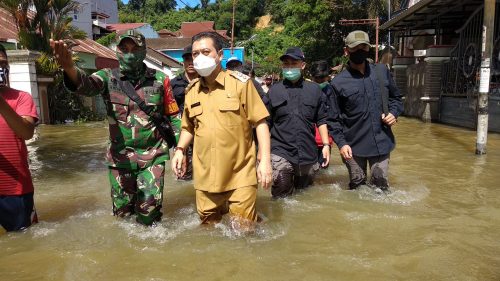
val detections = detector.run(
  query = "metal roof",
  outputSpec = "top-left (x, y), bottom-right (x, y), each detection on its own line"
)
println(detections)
top-left (381, 0), bottom-right (484, 31)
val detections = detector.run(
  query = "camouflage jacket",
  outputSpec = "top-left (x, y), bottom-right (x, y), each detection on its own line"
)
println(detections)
top-left (64, 66), bottom-right (181, 169)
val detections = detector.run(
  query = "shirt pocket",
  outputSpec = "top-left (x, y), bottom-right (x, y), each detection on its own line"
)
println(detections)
top-left (219, 98), bottom-right (241, 127)
top-left (271, 98), bottom-right (288, 123)
top-left (109, 92), bottom-right (129, 122)
top-left (302, 98), bottom-right (317, 121)
top-left (342, 88), bottom-right (366, 116)
top-left (143, 86), bottom-right (162, 106)
top-left (188, 103), bottom-right (203, 129)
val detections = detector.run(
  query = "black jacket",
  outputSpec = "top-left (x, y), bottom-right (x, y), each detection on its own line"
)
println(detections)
top-left (266, 77), bottom-right (329, 165)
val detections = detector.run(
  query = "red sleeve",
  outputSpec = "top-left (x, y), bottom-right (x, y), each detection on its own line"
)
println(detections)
top-left (163, 77), bottom-right (179, 116)
top-left (16, 91), bottom-right (38, 121)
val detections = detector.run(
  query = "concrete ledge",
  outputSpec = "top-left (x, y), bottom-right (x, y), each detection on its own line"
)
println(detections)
top-left (5, 50), bottom-right (41, 63)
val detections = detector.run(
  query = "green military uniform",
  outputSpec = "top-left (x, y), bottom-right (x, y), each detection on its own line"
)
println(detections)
top-left (65, 63), bottom-right (180, 225)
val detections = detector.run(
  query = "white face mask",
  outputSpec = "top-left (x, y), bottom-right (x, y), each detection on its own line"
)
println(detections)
top-left (193, 54), bottom-right (218, 77)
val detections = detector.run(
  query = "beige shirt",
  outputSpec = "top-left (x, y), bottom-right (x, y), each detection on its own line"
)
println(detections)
top-left (182, 70), bottom-right (269, 192)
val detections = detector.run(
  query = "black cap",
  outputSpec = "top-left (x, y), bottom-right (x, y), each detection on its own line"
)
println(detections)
top-left (182, 45), bottom-right (192, 59)
top-left (280, 47), bottom-right (305, 61)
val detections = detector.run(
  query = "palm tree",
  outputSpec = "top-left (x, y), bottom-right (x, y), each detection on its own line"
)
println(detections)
top-left (0, 0), bottom-right (86, 53)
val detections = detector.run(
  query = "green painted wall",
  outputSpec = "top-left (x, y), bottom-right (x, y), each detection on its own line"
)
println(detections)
top-left (76, 52), bottom-right (96, 70)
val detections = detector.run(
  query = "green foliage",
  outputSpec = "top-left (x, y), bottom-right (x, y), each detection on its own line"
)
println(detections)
top-left (96, 32), bottom-right (117, 47)
top-left (47, 75), bottom-right (104, 124)
top-left (116, 0), bottom-right (399, 76)
top-left (36, 52), bottom-right (60, 76)
top-left (1, 0), bottom-right (86, 53)
top-left (119, 0), bottom-right (264, 39)
top-left (241, 26), bottom-right (300, 76)
top-left (1, 0), bottom-right (95, 123)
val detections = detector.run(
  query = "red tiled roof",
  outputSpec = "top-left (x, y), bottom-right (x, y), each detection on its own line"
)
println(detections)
top-left (146, 37), bottom-right (193, 50)
top-left (178, 21), bottom-right (230, 40)
top-left (180, 21), bottom-right (215, 37)
top-left (0, 8), bottom-right (19, 41)
top-left (216, 30), bottom-right (229, 39)
top-left (106, 23), bottom-right (146, 32)
top-left (72, 38), bottom-right (117, 61)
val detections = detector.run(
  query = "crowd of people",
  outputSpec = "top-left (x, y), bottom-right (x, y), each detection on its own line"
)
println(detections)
top-left (0, 29), bottom-right (403, 232)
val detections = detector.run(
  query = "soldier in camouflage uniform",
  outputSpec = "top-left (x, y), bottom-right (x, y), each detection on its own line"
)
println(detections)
top-left (51, 31), bottom-right (180, 226)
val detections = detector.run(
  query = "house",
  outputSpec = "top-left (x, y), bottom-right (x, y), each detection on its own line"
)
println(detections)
top-left (147, 21), bottom-right (241, 68)
top-left (106, 23), bottom-right (159, 38)
top-left (381, 0), bottom-right (500, 132)
top-left (144, 47), bottom-right (183, 77)
top-left (71, 0), bottom-right (119, 39)
top-left (0, 6), bottom-right (119, 124)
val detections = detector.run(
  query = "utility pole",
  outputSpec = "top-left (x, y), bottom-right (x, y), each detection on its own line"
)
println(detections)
top-left (230, 0), bottom-right (236, 54)
top-left (476, 0), bottom-right (495, 155)
top-left (388, 0), bottom-right (391, 45)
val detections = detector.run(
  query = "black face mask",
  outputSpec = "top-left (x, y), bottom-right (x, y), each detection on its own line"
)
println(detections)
top-left (0, 67), bottom-right (8, 87)
top-left (349, 49), bottom-right (369, 65)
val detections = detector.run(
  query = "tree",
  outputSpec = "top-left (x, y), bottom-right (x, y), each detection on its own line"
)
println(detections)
top-left (200, 0), bottom-right (210, 9)
top-left (0, 0), bottom-right (86, 53)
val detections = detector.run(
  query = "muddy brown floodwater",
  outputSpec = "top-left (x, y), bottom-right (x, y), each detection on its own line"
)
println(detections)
top-left (1, 117), bottom-right (499, 280)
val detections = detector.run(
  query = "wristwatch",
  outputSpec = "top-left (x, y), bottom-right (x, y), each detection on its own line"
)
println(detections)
top-left (174, 146), bottom-right (185, 155)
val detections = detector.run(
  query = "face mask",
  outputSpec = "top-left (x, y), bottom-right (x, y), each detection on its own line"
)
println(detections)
top-left (282, 68), bottom-right (302, 82)
top-left (319, 82), bottom-right (329, 90)
top-left (117, 49), bottom-right (146, 80)
top-left (349, 49), bottom-right (369, 65)
top-left (0, 67), bottom-right (9, 87)
top-left (193, 54), bottom-right (218, 77)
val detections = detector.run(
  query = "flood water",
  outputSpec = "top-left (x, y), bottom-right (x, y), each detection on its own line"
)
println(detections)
top-left (1, 117), bottom-right (500, 280)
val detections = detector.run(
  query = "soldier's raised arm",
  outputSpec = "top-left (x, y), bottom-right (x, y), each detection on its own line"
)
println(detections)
top-left (50, 39), bottom-right (106, 97)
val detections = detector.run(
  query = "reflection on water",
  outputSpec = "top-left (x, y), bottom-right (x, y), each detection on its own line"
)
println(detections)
top-left (1, 118), bottom-right (500, 280)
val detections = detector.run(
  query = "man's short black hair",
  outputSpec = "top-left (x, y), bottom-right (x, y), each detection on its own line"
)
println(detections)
top-left (192, 31), bottom-right (224, 52)
top-left (310, 60), bottom-right (330, 78)
top-left (0, 44), bottom-right (7, 57)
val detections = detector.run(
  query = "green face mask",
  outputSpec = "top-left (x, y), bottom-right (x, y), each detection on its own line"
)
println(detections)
top-left (319, 82), bottom-right (329, 89)
top-left (282, 68), bottom-right (302, 82)
top-left (117, 49), bottom-right (146, 80)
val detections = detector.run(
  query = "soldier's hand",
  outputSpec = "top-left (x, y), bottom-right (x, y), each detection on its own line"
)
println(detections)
top-left (257, 159), bottom-right (272, 190)
top-left (50, 39), bottom-right (74, 71)
top-left (340, 145), bottom-right (352, 160)
top-left (171, 150), bottom-right (186, 177)
top-left (382, 113), bottom-right (397, 126)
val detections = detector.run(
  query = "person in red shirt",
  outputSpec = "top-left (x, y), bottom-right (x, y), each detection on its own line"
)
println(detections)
top-left (0, 44), bottom-right (39, 232)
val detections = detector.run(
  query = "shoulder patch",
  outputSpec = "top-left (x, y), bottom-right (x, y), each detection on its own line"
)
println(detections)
top-left (185, 78), bottom-right (200, 93)
top-left (230, 71), bottom-right (250, 83)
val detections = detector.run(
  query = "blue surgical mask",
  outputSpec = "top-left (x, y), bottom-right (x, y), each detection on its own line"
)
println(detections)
top-left (282, 68), bottom-right (302, 82)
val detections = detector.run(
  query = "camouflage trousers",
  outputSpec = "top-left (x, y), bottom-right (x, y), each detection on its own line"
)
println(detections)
top-left (108, 163), bottom-right (165, 226)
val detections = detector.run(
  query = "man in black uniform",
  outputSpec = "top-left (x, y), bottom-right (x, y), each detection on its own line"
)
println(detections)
top-left (172, 46), bottom-right (199, 114)
top-left (171, 46), bottom-right (198, 180)
top-left (266, 47), bottom-right (331, 198)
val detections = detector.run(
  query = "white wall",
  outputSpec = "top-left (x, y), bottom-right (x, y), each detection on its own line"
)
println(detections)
top-left (71, 0), bottom-right (93, 38)
top-left (8, 60), bottom-right (40, 116)
top-left (92, 0), bottom-right (118, 24)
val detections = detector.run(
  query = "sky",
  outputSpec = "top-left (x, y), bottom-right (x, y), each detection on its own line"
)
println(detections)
top-left (120, 0), bottom-right (214, 9)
